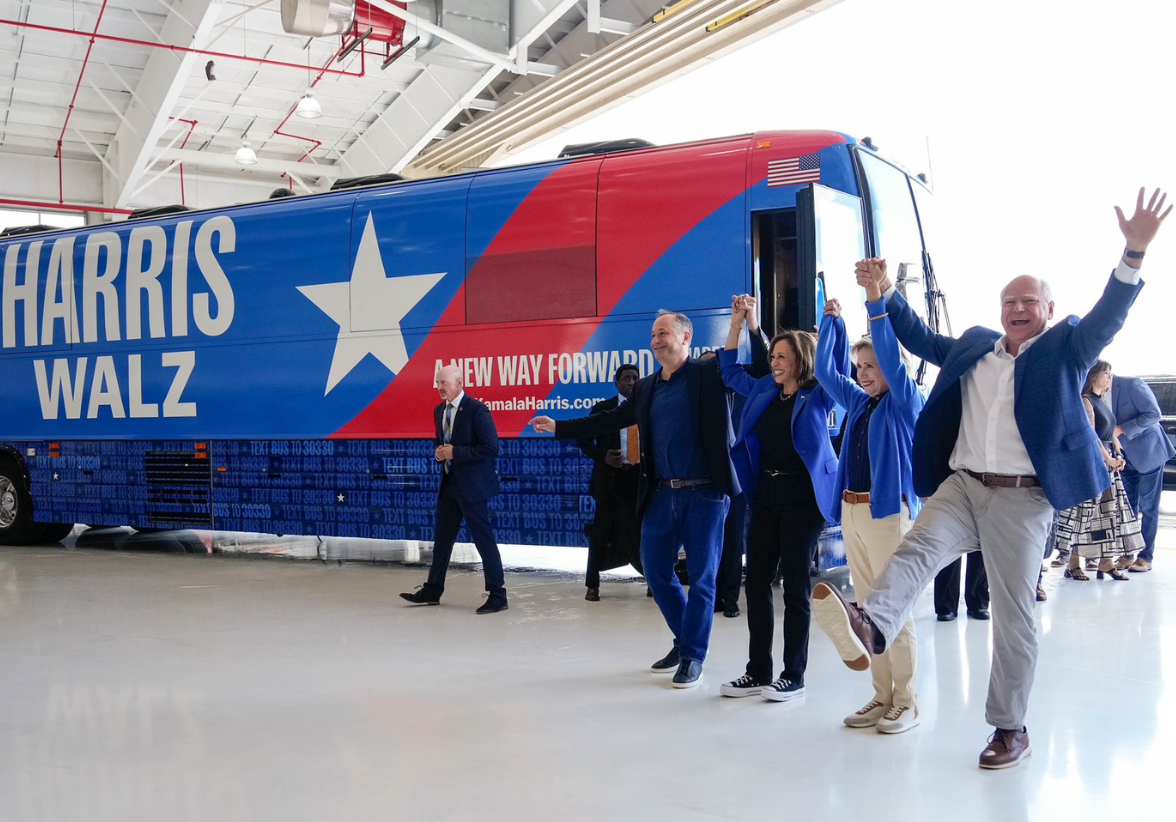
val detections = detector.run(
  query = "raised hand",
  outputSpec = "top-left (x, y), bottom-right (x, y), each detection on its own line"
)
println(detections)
top-left (1116, 187), bottom-right (1171, 254)
top-left (530, 416), bottom-right (556, 434)
top-left (824, 298), bottom-right (842, 319)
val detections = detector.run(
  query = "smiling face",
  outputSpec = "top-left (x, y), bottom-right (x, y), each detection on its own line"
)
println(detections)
top-left (1093, 367), bottom-right (1113, 396)
top-left (1000, 276), bottom-right (1054, 350)
top-left (854, 345), bottom-right (890, 398)
top-left (769, 339), bottom-right (798, 388)
top-left (435, 365), bottom-right (463, 402)
top-left (650, 314), bottom-right (691, 369)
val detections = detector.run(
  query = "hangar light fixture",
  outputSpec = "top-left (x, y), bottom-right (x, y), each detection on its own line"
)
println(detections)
top-left (295, 93), bottom-right (323, 119)
top-left (235, 141), bottom-right (258, 165)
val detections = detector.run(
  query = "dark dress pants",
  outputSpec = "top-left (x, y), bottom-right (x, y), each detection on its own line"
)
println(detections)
top-left (585, 469), bottom-right (642, 588)
top-left (424, 475), bottom-right (506, 601)
top-left (933, 550), bottom-right (988, 616)
top-left (716, 493), bottom-right (747, 606)
top-left (1121, 464), bottom-right (1163, 562)
top-left (744, 473), bottom-right (827, 684)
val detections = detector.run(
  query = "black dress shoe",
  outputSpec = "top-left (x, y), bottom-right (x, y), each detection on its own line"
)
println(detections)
top-left (400, 588), bottom-right (440, 605)
top-left (936, 612), bottom-right (957, 622)
top-left (585, 587), bottom-right (600, 602)
top-left (475, 598), bottom-right (509, 614)
top-left (723, 602), bottom-right (740, 619)
top-left (966, 608), bottom-right (991, 620)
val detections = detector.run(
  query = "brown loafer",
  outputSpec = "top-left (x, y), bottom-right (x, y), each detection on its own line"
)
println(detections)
top-left (812, 582), bottom-right (881, 672)
top-left (1129, 558), bottom-right (1152, 573)
top-left (1036, 585), bottom-right (1047, 602)
top-left (585, 587), bottom-right (600, 601)
top-left (979, 727), bottom-right (1031, 769)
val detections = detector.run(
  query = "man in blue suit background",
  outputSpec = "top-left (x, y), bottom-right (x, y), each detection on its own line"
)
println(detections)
top-left (1111, 374), bottom-right (1174, 572)
top-left (813, 188), bottom-right (1170, 769)
top-left (400, 365), bottom-right (508, 614)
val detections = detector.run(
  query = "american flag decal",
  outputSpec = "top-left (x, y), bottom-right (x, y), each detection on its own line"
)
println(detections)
top-left (767, 153), bottom-right (821, 187)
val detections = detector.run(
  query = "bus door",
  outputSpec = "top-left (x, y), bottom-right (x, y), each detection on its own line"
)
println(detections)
top-left (796, 184), bottom-right (869, 341)
top-left (752, 207), bottom-right (798, 338)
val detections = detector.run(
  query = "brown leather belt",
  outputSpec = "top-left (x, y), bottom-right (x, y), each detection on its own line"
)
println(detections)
top-left (964, 469), bottom-right (1040, 489)
top-left (842, 490), bottom-right (871, 504)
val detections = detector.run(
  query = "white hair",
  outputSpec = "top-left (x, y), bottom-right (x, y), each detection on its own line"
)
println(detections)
top-left (1000, 276), bottom-right (1053, 304)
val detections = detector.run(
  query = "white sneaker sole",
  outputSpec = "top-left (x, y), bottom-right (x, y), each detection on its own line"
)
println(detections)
top-left (979, 745), bottom-right (1032, 769)
top-left (671, 675), bottom-right (703, 690)
top-left (812, 583), bottom-right (871, 671)
top-left (877, 715), bottom-right (920, 734)
top-left (844, 712), bottom-right (887, 728)
top-left (762, 689), bottom-right (805, 703)
top-left (651, 664), bottom-right (677, 674)
top-left (719, 685), bottom-right (763, 698)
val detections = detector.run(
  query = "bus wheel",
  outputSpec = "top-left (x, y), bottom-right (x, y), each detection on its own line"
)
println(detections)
top-left (39, 523), bottom-right (76, 543)
top-left (0, 464), bottom-right (36, 546)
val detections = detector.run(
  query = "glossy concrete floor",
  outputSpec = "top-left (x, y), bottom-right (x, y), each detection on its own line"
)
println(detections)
top-left (1, 534), bottom-right (1172, 822)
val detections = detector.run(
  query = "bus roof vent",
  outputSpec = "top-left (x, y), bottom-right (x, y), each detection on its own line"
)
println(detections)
top-left (269, 188), bottom-right (296, 199)
top-left (557, 138), bottom-right (655, 159)
top-left (128, 204), bottom-right (193, 220)
top-left (0, 224), bottom-right (61, 238)
top-left (330, 173), bottom-right (405, 191)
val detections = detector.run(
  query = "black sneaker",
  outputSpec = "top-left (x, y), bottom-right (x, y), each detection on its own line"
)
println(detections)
top-left (762, 676), bottom-right (805, 702)
top-left (671, 660), bottom-right (703, 689)
top-left (723, 601), bottom-right (740, 619)
top-left (399, 586), bottom-right (440, 605)
top-left (720, 674), bottom-right (765, 698)
top-left (475, 596), bottom-right (508, 614)
top-left (650, 647), bottom-right (680, 673)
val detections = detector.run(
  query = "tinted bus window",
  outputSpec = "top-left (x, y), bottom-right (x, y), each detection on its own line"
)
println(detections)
top-left (859, 151), bottom-right (923, 306)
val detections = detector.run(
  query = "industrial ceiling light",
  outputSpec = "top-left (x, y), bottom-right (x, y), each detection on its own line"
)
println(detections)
top-left (295, 93), bottom-right (322, 119)
top-left (235, 141), bottom-right (258, 165)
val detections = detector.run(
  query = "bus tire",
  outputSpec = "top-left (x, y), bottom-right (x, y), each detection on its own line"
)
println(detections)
top-left (39, 523), bottom-right (76, 543)
top-left (0, 461), bottom-right (37, 546)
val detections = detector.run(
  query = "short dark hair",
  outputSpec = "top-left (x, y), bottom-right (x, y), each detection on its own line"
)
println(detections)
top-left (614, 363), bottom-right (639, 381)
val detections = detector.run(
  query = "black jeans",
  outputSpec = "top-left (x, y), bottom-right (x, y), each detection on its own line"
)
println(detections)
top-left (744, 472), bottom-right (826, 684)
top-left (933, 551), bottom-right (988, 615)
top-left (716, 492), bottom-right (747, 606)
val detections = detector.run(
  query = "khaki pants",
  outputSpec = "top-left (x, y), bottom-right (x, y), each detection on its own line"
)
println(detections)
top-left (841, 500), bottom-right (916, 708)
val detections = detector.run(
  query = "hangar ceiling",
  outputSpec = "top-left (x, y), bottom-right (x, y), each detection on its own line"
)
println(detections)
top-left (0, 0), bottom-right (843, 216)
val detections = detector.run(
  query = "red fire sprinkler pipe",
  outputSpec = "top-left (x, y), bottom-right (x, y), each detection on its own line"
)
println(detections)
top-left (0, 197), bottom-right (133, 216)
top-left (55, 0), bottom-right (111, 204)
top-left (273, 40), bottom-right (363, 171)
top-left (169, 117), bottom-right (198, 205)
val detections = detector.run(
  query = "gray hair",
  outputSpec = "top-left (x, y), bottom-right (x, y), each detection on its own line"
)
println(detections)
top-left (655, 309), bottom-right (693, 337)
top-left (999, 276), bottom-right (1053, 304)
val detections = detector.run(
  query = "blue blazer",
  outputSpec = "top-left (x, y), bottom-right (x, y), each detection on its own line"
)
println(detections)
top-left (884, 273), bottom-right (1143, 510)
top-left (1111, 375), bottom-right (1175, 473)
top-left (816, 303), bottom-right (924, 521)
top-left (718, 348), bottom-right (840, 524)
top-left (435, 394), bottom-right (500, 503)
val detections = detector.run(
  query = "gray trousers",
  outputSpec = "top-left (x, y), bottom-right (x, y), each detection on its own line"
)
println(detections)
top-left (864, 471), bottom-right (1055, 730)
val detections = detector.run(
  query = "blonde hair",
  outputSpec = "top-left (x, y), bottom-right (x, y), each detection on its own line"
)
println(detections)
top-left (850, 336), bottom-right (913, 376)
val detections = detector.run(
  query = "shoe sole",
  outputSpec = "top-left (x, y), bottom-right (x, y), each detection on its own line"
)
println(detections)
top-left (651, 663), bottom-right (678, 674)
top-left (402, 600), bottom-right (440, 606)
top-left (876, 717), bottom-right (920, 734)
top-left (762, 689), bottom-right (805, 702)
top-left (979, 745), bottom-right (1032, 770)
top-left (671, 676), bottom-right (702, 689)
top-left (844, 716), bottom-right (883, 728)
top-left (476, 604), bottom-right (508, 614)
top-left (719, 686), bottom-right (763, 698)
top-left (812, 584), bottom-right (871, 671)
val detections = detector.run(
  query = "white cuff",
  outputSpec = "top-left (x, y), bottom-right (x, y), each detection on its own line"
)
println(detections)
top-left (1113, 260), bottom-right (1142, 285)
top-left (882, 284), bottom-right (897, 300)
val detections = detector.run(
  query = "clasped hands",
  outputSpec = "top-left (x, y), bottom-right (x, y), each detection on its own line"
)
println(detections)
top-left (435, 444), bottom-right (454, 461)
top-left (729, 293), bottom-right (758, 328)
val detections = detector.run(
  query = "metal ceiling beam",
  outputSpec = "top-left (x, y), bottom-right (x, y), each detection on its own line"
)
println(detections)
top-left (104, 0), bottom-right (226, 208)
top-left (153, 145), bottom-right (345, 180)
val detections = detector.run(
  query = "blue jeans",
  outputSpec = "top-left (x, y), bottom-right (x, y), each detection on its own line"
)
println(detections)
top-left (1121, 465), bottom-right (1164, 562)
top-left (640, 486), bottom-right (730, 663)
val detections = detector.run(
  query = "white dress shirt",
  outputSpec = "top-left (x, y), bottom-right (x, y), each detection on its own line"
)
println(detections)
top-left (616, 394), bottom-right (632, 464)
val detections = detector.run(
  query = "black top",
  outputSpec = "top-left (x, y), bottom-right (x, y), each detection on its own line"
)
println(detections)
top-left (1086, 391), bottom-right (1116, 445)
top-left (755, 392), bottom-right (806, 474)
top-left (847, 396), bottom-right (882, 492)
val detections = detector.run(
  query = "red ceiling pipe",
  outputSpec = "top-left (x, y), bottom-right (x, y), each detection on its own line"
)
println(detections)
top-left (169, 117), bottom-right (198, 205)
top-left (56, 0), bottom-right (110, 161)
top-left (0, 17), bottom-right (366, 78)
top-left (272, 41), bottom-right (361, 168)
top-left (0, 198), bottom-right (133, 216)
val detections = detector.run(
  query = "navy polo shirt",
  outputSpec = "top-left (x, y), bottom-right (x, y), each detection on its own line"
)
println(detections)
top-left (649, 367), bottom-right (708, 481)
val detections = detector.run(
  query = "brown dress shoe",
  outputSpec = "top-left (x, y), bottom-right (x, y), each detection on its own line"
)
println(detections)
top-left (1129, 558), bottom-right (1152, 573)
top-left (979, 727), bottom-right (1031, 769)
top-left (585, 587), bottom-right (600, 601)
top-left (812, 583), bottom-right (882, 672)
top-left (1036, 585), bottom-right (1047, 602)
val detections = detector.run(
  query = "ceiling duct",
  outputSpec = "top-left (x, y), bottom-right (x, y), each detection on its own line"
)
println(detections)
top-left (281, 0), bottom-right (358, 37)
top-left (412, 0), bottom-right (511, 69)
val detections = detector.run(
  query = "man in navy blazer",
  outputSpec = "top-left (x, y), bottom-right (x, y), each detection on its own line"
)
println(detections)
top-left (531, 311), bottom-right (738, 689)
top-left (813, 188), bottom-right (1170, 770)
top-left (1111, 374), bottom-right (1174, 572)
top-left (400, 365), bottom-right (507, 613)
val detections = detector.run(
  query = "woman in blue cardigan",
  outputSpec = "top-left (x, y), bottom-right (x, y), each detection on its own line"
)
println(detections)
top-left (718, 296), bottom-right (840, 703)
top-left (814, 258), bottom-right (925, 735)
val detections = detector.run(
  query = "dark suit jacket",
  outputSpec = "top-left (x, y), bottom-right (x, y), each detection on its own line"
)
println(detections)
top-left (556, 357), bottom-right (738, 513)
top-left (575, 396), bottom-right (639, 501)
top-left (435, 394), bottom-right (499, 503)
top-left (885, 273), bottom-right (1142, 510)
top-left (1111, 375), bottom-right (1175, 473)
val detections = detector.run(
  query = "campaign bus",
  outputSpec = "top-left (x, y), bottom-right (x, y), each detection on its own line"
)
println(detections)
top-left (0, 130), bottom-right (943, 553)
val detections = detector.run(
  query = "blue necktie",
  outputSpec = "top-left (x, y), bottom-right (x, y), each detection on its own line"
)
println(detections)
top-left (443, 403), bottom-right (453, 473)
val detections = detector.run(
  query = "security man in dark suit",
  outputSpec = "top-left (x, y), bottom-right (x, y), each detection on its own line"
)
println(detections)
top-left (400, 365), bottom-right (508, 614)
top-left (577, 363), bottom-right (643, 601)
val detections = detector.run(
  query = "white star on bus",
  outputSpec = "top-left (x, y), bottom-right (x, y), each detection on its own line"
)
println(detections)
top-left (297, 213), bottom-right (445, 394)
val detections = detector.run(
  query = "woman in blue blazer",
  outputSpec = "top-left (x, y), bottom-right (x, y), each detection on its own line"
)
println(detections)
top-left (814, 261), bottom-right (925, 734)
top-left (717, 297), bottom-right (839, 703)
